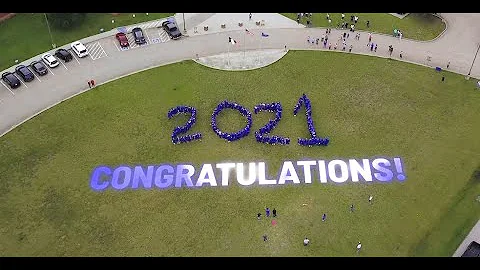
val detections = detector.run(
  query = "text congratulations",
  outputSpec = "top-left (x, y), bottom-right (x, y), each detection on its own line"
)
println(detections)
top-left (90, 157), bottom-right (406, 192)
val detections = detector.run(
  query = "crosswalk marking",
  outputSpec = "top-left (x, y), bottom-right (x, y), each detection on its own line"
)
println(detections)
top-left (85, 42), bottom-right (107, 60)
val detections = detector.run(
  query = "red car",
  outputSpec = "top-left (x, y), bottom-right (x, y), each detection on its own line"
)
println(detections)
top-left (115, 32), bottom-right (129, 48)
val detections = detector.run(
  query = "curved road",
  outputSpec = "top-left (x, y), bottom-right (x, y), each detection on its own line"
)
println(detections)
top-left (0, 13), bottom-right (479, 139)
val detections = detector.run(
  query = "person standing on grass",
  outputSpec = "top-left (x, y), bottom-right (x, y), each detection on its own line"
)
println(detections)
top-left (366, 20), bottom-right (370, 28)
top-left (257, 213), bottom-right (262, 220)
top-left (356, 242), bottom-right (362, 253)
top-left (342, 13), bottom-right (345, 20)
top-left (304, 237), bottom-right (310, 246)
top-left (263, 234), bottom-right (268, 242)
top-left (273, 208), bottom-right (277, 217)
top-left (322, 213), bottom-right (327, 221)
top-left (350, 204), bottom-right (354, 212)
top-left (266, 207), bottom-right (270, 217)
top-left (369, 195), bottom-right (373, 204)
top-left (442, 76), bottom-right (445, 82)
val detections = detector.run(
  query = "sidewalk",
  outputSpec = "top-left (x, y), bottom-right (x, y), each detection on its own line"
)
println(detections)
top-left (453, 219), bottom-right (480, 257)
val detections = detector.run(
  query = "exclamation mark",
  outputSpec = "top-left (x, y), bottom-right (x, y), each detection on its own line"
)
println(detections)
top-left (393, 158), bottom-right (406, 181)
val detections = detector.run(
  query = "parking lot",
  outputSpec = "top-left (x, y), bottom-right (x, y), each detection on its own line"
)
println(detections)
top-left (0, 25), bottom-right (175, 104)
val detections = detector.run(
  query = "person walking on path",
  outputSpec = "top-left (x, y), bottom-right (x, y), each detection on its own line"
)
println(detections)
top-left (349, 44), bottom-right (353, 52)
top-left (87, 80), bottom-right (91, 88)
top-left (266, 207), bottom-right (270, 217)
top-left (400, 51), bottom-right (403, 58)
top-left (273, 208), bottom-right (277, 217)
top-left (370, 43), bottom-right (374, 51)
top-left (356, 242), bottom-right (362, 253)
top-left (447, 61), bottom-right (450, 69)
top-left (374, 44), bottom-right (378, 52)
top-left (90, 79), bottom-right (95, 87)
top-left (249, 13), bottom-right (252, 20)
top-left (322, 213), bottom-right (327, 221)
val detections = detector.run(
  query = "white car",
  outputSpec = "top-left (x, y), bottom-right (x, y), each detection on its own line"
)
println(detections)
top-left (41, 53), bottom-right (59, 68)
top-left (71, 41), bottom-right (89, 58)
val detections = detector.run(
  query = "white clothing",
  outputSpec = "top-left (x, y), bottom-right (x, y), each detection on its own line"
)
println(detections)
top-left (357, 243), bottom-right (362, 249)
top-left (304, 239), bottom-right (310, 245)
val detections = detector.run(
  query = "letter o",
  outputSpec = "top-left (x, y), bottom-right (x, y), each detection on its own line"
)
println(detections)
top-left (111, 166), bottom-right (132, 190)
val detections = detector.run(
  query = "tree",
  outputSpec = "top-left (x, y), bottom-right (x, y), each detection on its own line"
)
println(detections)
top-left (46, 13), bottom-right (87, 30)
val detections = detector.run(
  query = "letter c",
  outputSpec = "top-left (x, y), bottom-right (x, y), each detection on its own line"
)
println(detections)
top-left (90, 166), bottom-right (111, 191)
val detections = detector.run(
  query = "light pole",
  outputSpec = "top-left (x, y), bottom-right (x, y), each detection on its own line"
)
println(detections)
top-left (467, 43), bottom-right (480, 76)
top-left (182, 13), bottom-right (186, 33)
top-left (44, 13), bottom-right (56, 48)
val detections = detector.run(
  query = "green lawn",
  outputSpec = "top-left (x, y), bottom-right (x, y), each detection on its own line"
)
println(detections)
top-left (0, 13), bottom-right (174, 71)
top-left (0, 51), bottom-right (479, 256)
top-left (281, 13), bottom-right (446, 41)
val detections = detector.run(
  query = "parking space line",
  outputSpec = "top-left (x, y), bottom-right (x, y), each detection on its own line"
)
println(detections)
top-left (144, 29), bottom-right (152, 45)
top-left (32, 72), bottom-right (42, 82)
top-left (91, 44), bottom-right (102, 59)
top-left (112, 40), bottom-right (121, 51)
top-left (19, 79), bottom-right (28, 89)
top-left (71, 51), bottom-right (81, 64)
top-left (86, 43), bottom-right (98, 60)
top-left (45, 65), bottom-right (55, 75)
top-left (60, 60), bottom-right (68, 70)
top-left (0, 81), bottom-right (15, 95)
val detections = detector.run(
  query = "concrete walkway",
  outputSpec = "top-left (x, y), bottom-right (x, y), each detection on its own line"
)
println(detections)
top-left (453, 219), bottom-right (480, 257)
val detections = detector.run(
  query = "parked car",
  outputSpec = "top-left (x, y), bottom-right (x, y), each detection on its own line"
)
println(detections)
top-left (15, 65), bottom-right (35, 82)
top-left (30, 60), bottom-right (48, 76)
top-left (462, 241), bottom-right (480, 257)
top-left (71, 41), bottom-right (89, 58)
top-left (162, 21), bottom-right (182, 40)
top-left (2, 72), bottom-right (21, 89)
top-left (131, 27), bottom-right (146, 45)
top-left (115, 32), bottom-right (129, 48)
top-left (42, 53), bottom-right (59, 68)
top-left (55, 48), bottom-right (73, 62)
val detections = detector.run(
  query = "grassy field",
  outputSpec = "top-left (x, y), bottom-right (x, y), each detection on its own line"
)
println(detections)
top-left (0, 13), bottom-right (174, 71)
top-left (0, 51), bottom-right (479, 256)
top-left (281, 13), bottom-right (446, 41)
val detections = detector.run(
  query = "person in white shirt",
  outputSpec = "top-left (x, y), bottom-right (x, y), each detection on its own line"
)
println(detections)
top-left (369, 195), bottom-right (373, 204)
top-left (304, 237), bottom-right (310, 246)
top-left (356, 242), bottom-right (362, 253)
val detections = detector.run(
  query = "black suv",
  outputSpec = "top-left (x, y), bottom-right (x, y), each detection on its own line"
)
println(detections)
top-left (15, 65), bottom-right (35, 82)
top-left (132, 27), bottom-right (146, 45)
top-left (2, 72), bottom-right (21, 89)
top-left (55, 48), bottom-right (73, 62)
top-left (162, 21), bottom-right (182, 40)
top-left (30, 60), bottom-right (48, 76)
